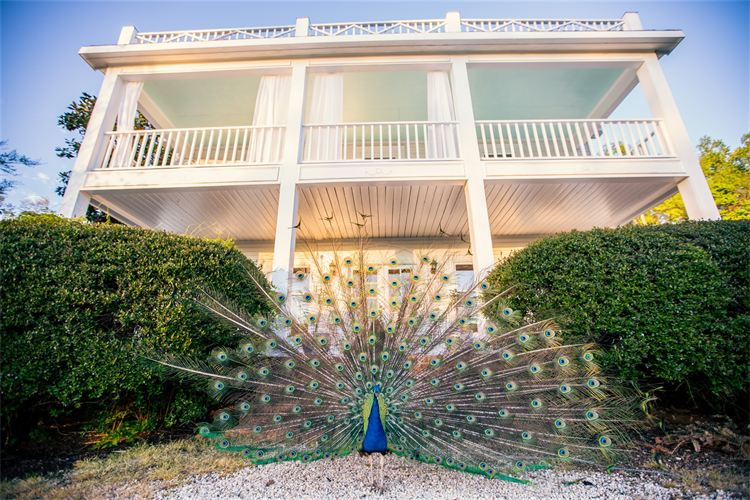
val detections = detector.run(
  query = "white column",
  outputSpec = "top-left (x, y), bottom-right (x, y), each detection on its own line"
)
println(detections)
top-left (271, 61), bottom-right (307, 292)
top-left (636, 54), bottom-right (720, 220)
top-left (449, 57), bottom-right (495, 276)
top-left (60, 69), bottom-right (124, 217)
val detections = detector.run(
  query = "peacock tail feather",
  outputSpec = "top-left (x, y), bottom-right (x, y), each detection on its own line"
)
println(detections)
top-left (153, 234), bottom-right (645, 480)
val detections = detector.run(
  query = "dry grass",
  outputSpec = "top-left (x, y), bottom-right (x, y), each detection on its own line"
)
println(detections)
top-left (0, 439), bottom-right (248, 499)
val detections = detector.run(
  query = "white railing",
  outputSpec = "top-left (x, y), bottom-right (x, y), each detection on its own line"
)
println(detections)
top-left (476, 119), bottom-right (672, 160)
top-left (98, 126), bottom-right (285, 169)
top-left (128, 15), bottom-right (636, 45)
top-left (460, 19), bottom-right (625, 33)
top-left (301, 121), bottom-right (460, 162)
top-left (133, 25), bottom-right (296, 44)
top-left (308, 19), bottom-right (447, 36)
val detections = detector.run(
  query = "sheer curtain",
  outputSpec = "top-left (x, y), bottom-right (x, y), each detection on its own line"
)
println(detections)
top-left (426, 71), bottom-right (458, 159)
top-left (250, 74), bottom-right (291, 163)
top-left (113, 81), bottom-right (143, 167)
top-left (306, 73), bottom-right (344, 161)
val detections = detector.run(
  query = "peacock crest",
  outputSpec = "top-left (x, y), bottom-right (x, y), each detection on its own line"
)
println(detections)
top-left (155, 234), bottom-right (644, 483)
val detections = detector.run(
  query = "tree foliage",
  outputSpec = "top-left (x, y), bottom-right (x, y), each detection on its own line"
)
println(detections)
top-left (0, 140), bottom-right (39, 202)
top-left (55, 93), bottom-right (150, 222)
top-left (640, 133), bottom-right (750, 223)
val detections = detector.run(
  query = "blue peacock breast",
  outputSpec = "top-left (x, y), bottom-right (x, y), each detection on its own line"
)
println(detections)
top-left (362, 391), bottom-right (387, 454)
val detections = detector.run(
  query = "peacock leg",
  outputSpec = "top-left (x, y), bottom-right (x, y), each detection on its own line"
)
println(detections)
top-left (369, 454), bottom-right (374, 488)
top-left (378, 453), bottom-right (385, 492)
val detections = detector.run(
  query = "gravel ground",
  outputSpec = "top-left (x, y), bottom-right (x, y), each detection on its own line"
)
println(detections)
top-left (156, 454), bottom-right (722, 500)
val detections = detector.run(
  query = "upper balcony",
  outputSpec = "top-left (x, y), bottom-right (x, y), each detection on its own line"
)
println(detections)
top-left (79, 12), bottom-right (684, 70)
top-left (88, 61), bottom-right (679, 186)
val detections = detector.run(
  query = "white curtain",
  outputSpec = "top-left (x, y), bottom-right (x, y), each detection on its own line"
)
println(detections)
top-left (250, 74), bottom-right (291, 163)
top-left (426, 71), bottom-right (458, 159)
top-left (113, 81), bottom-right (143, 167)
top-left (306, 73), bottom-right (344, 161)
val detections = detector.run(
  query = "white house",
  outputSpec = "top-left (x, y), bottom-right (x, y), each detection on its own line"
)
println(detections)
top-left (60, 12), bottom-right (720, 292)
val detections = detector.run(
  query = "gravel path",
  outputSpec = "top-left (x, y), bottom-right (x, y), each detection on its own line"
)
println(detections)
top-left (156, 454), bottom-right (706, 499)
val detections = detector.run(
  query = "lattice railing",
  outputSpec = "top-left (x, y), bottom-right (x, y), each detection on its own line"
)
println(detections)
top-left (133, 25), bottom-right (296, 44)
top-left (308, 19), bottom-right (447, 36)
top-left (129, 16), bottom-right (634, 44)
top-left (460, 19), bottom-right (625, 33)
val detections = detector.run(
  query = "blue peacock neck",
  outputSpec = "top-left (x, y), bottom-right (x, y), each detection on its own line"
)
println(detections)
top-left (362, 385), bottom-right (387, 453)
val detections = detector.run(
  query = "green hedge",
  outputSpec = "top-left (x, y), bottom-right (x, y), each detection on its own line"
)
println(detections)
top-left (0, 214), bottom-right (270, 446)
top-left (485, 220), bottom-right (749, 415)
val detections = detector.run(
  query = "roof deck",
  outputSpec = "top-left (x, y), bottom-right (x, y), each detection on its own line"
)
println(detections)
top-left (79, 12), bottom-right (684, 69)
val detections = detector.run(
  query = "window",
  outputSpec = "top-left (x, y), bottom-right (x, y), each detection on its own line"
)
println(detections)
top-left (454, 264), bottom-right (474, 292)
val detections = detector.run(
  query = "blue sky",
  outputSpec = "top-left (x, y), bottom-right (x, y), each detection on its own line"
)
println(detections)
top-left (1, 0), bottom-right (748, 211)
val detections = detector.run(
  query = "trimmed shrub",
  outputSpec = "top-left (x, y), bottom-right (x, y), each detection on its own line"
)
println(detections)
top-left (485, 221), bottom-right (749, 415)
top-left (0, 214), bottom-right (270, 446)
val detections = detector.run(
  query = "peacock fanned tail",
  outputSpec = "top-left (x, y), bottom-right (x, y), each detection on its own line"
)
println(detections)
top-left (153, 239), bottom-right (645, 480)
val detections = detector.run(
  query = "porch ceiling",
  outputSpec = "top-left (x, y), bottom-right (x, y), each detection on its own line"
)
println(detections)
top-left (485, 177), bottom-right (679, 236)
top-left (297, 183), bottom-right (469, 240)
top-left (90, 185), bottom-right (279, 240)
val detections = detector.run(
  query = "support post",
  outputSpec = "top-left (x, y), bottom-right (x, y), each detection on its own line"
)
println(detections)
top-left (295, 17), bottom-right (310, 37)
top-left (59, 70), bottom-right (124, 217)
top-left (270, 61), bottom-right (308, 292)
top-left (445, 11), bottom-right (461, 33)
top-left (118, 25), bottom-right (137, 44)
top-left (622, 12), bottom-right (643, 31)
top-left (449, 57), bottom-right (495, 276)
top-left (636, 54), bottom-right (720, 220)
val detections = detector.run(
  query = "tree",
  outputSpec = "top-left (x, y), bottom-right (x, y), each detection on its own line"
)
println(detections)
top-left (56, 93), bottom-right (150, 222)
top-left (0, 141), bottom-right (40, 213)
top-left (639, 133), bottom-right (750, 223)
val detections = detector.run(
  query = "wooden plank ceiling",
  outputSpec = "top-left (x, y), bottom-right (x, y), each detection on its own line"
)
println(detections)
top-left (297, 184), bottom-right (469, 240)
top-left (91, 178), bottom-right (679, 243)
top-left (485, 178), bottom-right (678, 235)
top-left (92, 186), bottom-right (279, 240)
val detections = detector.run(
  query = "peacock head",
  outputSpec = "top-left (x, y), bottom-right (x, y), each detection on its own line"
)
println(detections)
top-left (372, 384), bottom-right (382, 394)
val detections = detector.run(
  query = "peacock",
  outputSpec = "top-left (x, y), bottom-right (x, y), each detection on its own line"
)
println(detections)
top-left (154, 231), bottom-right (644, 488)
